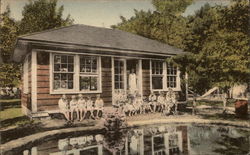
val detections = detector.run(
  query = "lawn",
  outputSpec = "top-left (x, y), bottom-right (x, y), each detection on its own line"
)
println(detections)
top-left (0, 99), bottom-right (31, 129)
top-left (0, 107), bottom-right (23, 121)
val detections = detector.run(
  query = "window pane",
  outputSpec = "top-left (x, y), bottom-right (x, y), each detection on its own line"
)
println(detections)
top-left (61, 64), bottom-right (68, 72)
top-left (61, 56), bottom-right (67, 63)
top-left (61, 74), bottom-right (67, 80)
top-left (54, 73), bottom-right (60, 80)
top-left (152, 77), bottom-right (163, 89)
top-left (68, 56), bottom-right (74, 63)
top-left (68, 74), bottom-right (73, 80)
top-left (54, 64), bottom-right (60, 71)
top-left (68, 81), bottom-right (73, 89)
top-left (167, 76), bottom-right (176, 88)
top-left (61, 80), bottom-right (67, 88)
top-left (54, 56), bottom-right (61, 64)
top-left (90, 77), bottom-right (98, 90)
top-left (68, 64), bottom-right (74, 72)
top-left (54, 80), bottom-right (60, 90)
top-left (115, 82), bottom-right (120, 89)
top-left (80, 77), bottom-right (90, 90)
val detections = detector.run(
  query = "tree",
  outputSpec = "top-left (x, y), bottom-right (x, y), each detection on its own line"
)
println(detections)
top-left (19, 0), bottom-right (73, 35)
top-left (0, 0), bottom-right (74, 88)
top-left (113, 0), bottom-right (192, 49)
top-left (0, 6), bottom-right (19, 62)
top-left (175, 1), bottom-right (250, 95)
top-left (0, 7), bottom-right (21, 88)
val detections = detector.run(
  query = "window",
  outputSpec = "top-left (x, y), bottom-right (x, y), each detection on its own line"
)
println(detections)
top-left (114, 60), bottom-right (124, 89)
top-left (51, 53), bottom-right (101, 93)
top-left (151, 60), bottom-right (180, 91)
top-left (23, 57), bottom-right (29, 93)
top-left (151, 61), bottom-right (163, 89)
top-left (79, 56), bottom-right (99, 91)
top-left (53, 55), bottom-right (74, 90)
top-left (167, 64), bottom-right (177, 88)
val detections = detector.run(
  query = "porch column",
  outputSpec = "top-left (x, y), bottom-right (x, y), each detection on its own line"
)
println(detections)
top-left (138, 59), bottom-right (143, 96)
top-left (185, 72), bottom-right (188, 101)
top-left (111, 57), bottom-right (114, 105)
top-left (31, 50), bottom-right (37, 113)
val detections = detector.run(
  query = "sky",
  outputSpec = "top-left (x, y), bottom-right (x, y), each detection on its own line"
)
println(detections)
top-left (1, 0), bottom-right (229, 28)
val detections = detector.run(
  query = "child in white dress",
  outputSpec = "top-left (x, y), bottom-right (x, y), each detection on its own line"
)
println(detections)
top-left (78, 94), bottom-right (86, 121)
top-left (157, 93), bottom-right (165, 112)
top-left (86, 96), bottom-right (94, 119)
top-left (94, 94), bottom-right (104, 119)
top-left (149, 92), bottom-right (157, 112)
top-left (70, 95), bottom-right (78, 121)
top-left (58, 95), bottom-right (70, 121)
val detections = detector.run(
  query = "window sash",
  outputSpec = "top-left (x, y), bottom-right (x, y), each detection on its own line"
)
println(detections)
top-left (151, 60), bottom-right (180, 91)
top-left (51, 53), bottom-right (101, 93)
top-left (114, 60), bottom-right (125, 90)
top-left (80, 56), bottom-right (98, 74)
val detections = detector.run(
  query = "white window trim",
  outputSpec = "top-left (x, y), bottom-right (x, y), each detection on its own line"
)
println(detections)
top-left (50, 53), bottom-right (102, 94)
top-left (150, 59), bottom-right (181, 92)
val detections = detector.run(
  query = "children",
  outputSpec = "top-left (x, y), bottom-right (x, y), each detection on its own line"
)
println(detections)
top-left (135, 95), bottom-right (144, 114)
top-left (94, 94), bottom-right (104, 119)
top-left (157, 92), bottom-right (165, 112)
top-left (164, 91), bottom-right (172, 115)
top-left (78, 94), bottom-right (86, 121)
top-left (149, 92), bottom-right (157, 112)
top-left (58, 95), bottom-right (70, 121)
top-left (70, 95), bottom-right (78, 121)
top-left (86, 96), bottom-right (94, 119)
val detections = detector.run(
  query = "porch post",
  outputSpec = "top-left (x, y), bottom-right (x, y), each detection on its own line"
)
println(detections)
top-left (31, 50), bottom-right (37, 113)
top-left (138, 59), bottom-right (143, 96)
top-left (185, 72), bottom-right (188, 101)
top-left (111, 57), bottom-right (114, 105)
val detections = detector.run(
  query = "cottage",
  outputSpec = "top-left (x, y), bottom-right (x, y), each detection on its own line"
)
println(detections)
top-left (13, 24), bottom-right (186, 117)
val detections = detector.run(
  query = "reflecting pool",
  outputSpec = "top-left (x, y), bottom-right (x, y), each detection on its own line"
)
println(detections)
top-left (21, 124), bottom-right (250, 155)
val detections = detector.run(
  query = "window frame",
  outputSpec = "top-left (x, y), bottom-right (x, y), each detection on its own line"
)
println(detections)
top-left (151, 60), bottom-right (164, 90)
top-left (150, 59), bottom-right (180, 92)
top-left (50, 53), bottom-right (102, 94)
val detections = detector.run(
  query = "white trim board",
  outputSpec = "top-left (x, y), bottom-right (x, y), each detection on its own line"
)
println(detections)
top-left (31, 50), bottom-right (37, 112)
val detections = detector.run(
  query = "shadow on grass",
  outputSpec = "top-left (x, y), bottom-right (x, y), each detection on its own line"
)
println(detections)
top-left (1, 121), bottom-right (43, 144)
top-left (0, 116), bottom-right (31, 128)
top-left (0, 99), bottom-right (21, 111)
top-left (199, 113), bottom-right (249, 121)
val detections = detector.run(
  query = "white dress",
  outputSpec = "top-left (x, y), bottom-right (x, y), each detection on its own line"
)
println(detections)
top-left (86, 100), bottom-right (93, 111)
top-left (70, 100), bottom-right (78, 111)
top-left (58, 99), bottom-right (69, 112)
top-left (95, 99), bottom-right (104, 110)
top-left (78, 99), bottom-right (86, 110)
top-left (129, 73), bottom-right (137, 93)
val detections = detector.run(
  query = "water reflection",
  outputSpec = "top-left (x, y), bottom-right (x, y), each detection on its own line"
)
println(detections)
top-left (22, 125), bottom-right (250, 155)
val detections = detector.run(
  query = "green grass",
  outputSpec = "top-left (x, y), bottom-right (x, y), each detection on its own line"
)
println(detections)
top-left (0, 99), bottom-right (21, 103)
top-left (0, 107), bottom-right (23, 121)
top-left (0, 99), bottom-right (32, 128)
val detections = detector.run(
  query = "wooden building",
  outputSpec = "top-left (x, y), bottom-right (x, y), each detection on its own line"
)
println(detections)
top-left (13, 24), bottom-right (185, 116)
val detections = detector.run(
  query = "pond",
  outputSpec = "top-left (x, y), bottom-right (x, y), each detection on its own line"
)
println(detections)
top-left (20, 124), bottom-right (249, 155)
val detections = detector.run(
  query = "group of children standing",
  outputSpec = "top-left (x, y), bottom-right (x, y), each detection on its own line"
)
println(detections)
top-left (58, 94), bottom-right (104, 121)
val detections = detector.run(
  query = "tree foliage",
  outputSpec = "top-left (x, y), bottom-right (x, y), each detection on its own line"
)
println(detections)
top-left (19, 0), bottom-right (73, 35)
top-left (0, 6), bottom-right (19, 62)
top-left (0, 0), bottom-right (73, 88)
top-left (114, 0), bottom-right (250, 95)
top-left (113, 0), bottom-right (192, 49)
